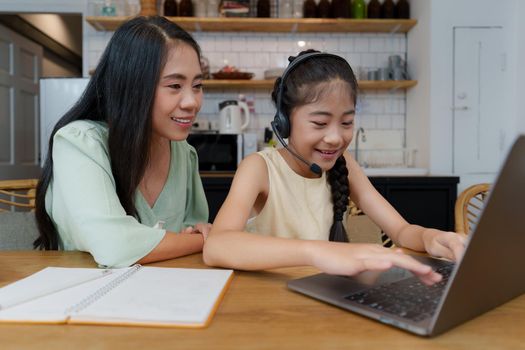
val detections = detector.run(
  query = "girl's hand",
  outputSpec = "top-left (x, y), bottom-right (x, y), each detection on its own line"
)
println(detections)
top-left (191, 222), bottom-right (213, 241)
top-left (422, 229), bottom-right (467, 262)
top-left (308, 242), bottom-right (442, 285)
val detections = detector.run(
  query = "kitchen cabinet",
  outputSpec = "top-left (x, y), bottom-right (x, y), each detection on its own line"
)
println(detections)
top-left (370, 176), bottom-right (459, 232)
top-left (200, 173), bottom-right (234, 222)
top-left (201, 174), bottom-right (459, 232)
top-left (85, 16), bottom-right (418, 91)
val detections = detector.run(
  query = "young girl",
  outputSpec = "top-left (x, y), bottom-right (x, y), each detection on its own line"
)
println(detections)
top-left (34, 16), bottom-right (210, 268)
top-left (204, 50), bottom-right (466, 283)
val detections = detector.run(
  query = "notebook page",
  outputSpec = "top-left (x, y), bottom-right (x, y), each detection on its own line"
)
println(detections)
top-left (71, 267), bottom-right (233, 326)
top-left (0, 267), bottom-right (130, 322)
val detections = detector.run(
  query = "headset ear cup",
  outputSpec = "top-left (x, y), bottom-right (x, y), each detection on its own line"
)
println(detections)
top-left (274, 112), bottom-right (290, 139)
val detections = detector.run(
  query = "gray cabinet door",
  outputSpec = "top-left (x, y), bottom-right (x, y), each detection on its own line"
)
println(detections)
top-left (0, 23), bottom-right (42, 180)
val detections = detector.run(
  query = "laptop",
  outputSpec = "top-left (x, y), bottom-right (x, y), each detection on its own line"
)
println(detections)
top-left (288, 135), bottom-right (525, 337)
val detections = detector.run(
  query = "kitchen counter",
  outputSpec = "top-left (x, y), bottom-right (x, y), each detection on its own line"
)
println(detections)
top-left (363, 167), bottom-right (428, 176)
top-left (200, 168), bottom-right (430, 178)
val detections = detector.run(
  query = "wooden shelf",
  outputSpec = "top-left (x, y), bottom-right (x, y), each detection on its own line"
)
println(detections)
top-left (203, 79), bottom-right (417, 90)
top-left (86, 16), bottom-right (417, 33)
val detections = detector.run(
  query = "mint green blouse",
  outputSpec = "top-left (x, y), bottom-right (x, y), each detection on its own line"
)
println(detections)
top-left (45, 120), bottom-right (208, 268)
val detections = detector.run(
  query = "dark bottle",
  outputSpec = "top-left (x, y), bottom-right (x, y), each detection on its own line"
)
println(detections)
top-left (303, 0), bottom-right (317, 18)
top-left (395, 0), bottom-right (410, 19)
top-left (381, 0), bottom-right (395, 19)
top-left (257, 0), bottom-right (271, 17)
top-left (317, 0), bottom-right (331, 18)
top-left (367, 0), bottom-right (381, 19)
top-left (331, 0), bottom-right (350, 18)
top-left (179, 0), bottom-right (194, 17)
top-left (163, 0), bottom-right (178, 16)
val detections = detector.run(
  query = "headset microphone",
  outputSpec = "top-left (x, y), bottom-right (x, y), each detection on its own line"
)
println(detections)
top-left (271, 121), bottom-right (322, 175)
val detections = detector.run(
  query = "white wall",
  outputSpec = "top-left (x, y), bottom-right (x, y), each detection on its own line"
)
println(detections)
top-left (408, 0), bottom-right (520, 176)
top-left (406, 0), bottom-right (431, 169)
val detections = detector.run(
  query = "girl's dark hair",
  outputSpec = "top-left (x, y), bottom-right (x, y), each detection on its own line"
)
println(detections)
top-left (34, 16), bottom-right (201, 250)
top-left (271, 49), bottom-right (358, 243)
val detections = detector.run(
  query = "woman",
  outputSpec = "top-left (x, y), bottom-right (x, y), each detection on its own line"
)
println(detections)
top-left (35, 16), bottom-right (210, 268)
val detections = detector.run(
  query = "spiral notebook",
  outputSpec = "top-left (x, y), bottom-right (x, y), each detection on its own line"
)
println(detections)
top-left (0, 265), bottom-right (233, 328)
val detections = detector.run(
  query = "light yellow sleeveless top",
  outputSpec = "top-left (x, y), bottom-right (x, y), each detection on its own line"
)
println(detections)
top-left (246, 148), bottom-right (348, 240)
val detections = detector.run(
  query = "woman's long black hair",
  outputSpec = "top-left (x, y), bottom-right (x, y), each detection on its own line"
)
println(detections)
top-left (34, 16), bottom-right (201, 250)
top-left (271, 49), bottom-right (358, 243)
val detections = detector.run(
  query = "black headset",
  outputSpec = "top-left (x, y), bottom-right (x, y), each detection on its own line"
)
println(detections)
top-left (271, 52), bottom-right (351, 175)
top-left (272, 51), bottom-right (351, 138)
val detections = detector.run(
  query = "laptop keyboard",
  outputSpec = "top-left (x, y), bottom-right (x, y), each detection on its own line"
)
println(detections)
top-left (344, 264), bottom-right (453, 322)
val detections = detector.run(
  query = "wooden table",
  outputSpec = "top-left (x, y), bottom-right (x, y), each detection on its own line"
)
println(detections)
top-left (0, 251), bottom-right (524, 349)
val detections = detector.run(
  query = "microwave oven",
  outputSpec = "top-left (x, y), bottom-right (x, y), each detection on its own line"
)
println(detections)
top-left (186, 133), bottom-right (258, 171)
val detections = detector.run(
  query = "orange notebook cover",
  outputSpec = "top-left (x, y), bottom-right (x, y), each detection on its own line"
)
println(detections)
top-left (0, 265), bottom-right (233, 328)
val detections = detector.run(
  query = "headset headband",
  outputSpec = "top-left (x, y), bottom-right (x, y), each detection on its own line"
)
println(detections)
top-left (275, 52), bottom-right (350, 119)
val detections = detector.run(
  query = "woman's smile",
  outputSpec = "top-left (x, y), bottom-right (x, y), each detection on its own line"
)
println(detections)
top-left (170, 116), bottom-right (194, 128)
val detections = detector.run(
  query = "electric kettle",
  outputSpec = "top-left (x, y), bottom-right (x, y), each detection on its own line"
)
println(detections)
top-left (219, 100), bottom-right (251, 134)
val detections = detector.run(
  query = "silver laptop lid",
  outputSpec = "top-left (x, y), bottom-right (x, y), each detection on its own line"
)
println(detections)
top-left (430, 134), bottom-right (525, 335)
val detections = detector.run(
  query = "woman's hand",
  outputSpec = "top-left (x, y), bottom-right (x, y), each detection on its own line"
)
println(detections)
top-left (422, 229), bottom-right (467, 262)
top-left (181, 223), bottom-right (212, 241)
top-left (308, 242), bottom-right (442, 285)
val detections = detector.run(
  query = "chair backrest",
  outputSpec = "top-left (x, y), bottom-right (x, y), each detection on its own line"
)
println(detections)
top-left (0, 179), bottom-right (39, 212)
top-left (347, 200), bottom-right (390, 246)
top-left (455, 183), bottom-right (491, 234)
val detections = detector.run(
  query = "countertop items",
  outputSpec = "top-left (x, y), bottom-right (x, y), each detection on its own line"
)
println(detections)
top-left (212, 66), bottom-right (254, 80)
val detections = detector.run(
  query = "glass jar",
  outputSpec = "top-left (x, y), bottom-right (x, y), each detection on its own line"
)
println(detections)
top-left (279, 0), bottom-right (293, 18)
top-left (195, 0), bottom-right (207, 17)
top-left (292, 0), bottom-right (303, 18)
top-left (207, 0), bottom-right (219, 17)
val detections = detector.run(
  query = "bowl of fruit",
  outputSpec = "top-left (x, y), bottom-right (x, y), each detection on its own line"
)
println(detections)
top-left (212, 66), bottom-right (254, 80)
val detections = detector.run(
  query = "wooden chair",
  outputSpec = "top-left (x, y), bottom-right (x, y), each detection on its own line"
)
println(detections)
top-left (347, 200), bottom-right (391, 246)
top-left (455, 183), bottom-right (491, 234)
top-left (0, 179), bottom-right (39, 212)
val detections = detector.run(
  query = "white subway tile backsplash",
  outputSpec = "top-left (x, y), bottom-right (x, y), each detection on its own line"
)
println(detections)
top-left (376, 115), bottom-right (393, 129)
top-left (214, 35), bottom-right (232, 52)
top-left (361, 53), bottom-right (378, 69)
top-left (354, 36), bottom-right (369, 52)
top-left (391, 114), bottom-right (406, 129)
top-left (253, 52), bottom-right (270, 68)
top-left (261, 37), bottom-right (279, 52)
top-left (245, 36), bottom-right (262, 52)
top-left (321, 36), bottom-right (339, 52)
top-left (269, 53), bottom-right (288, 68)
top-left (369, 36), bottom-right (386, 53)
top-left (357, 115), bottom-right (377, 129)
top-left (338, 36), bottom-right (354, 53)
top-left (231, 36), bottom-right (247, 52)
